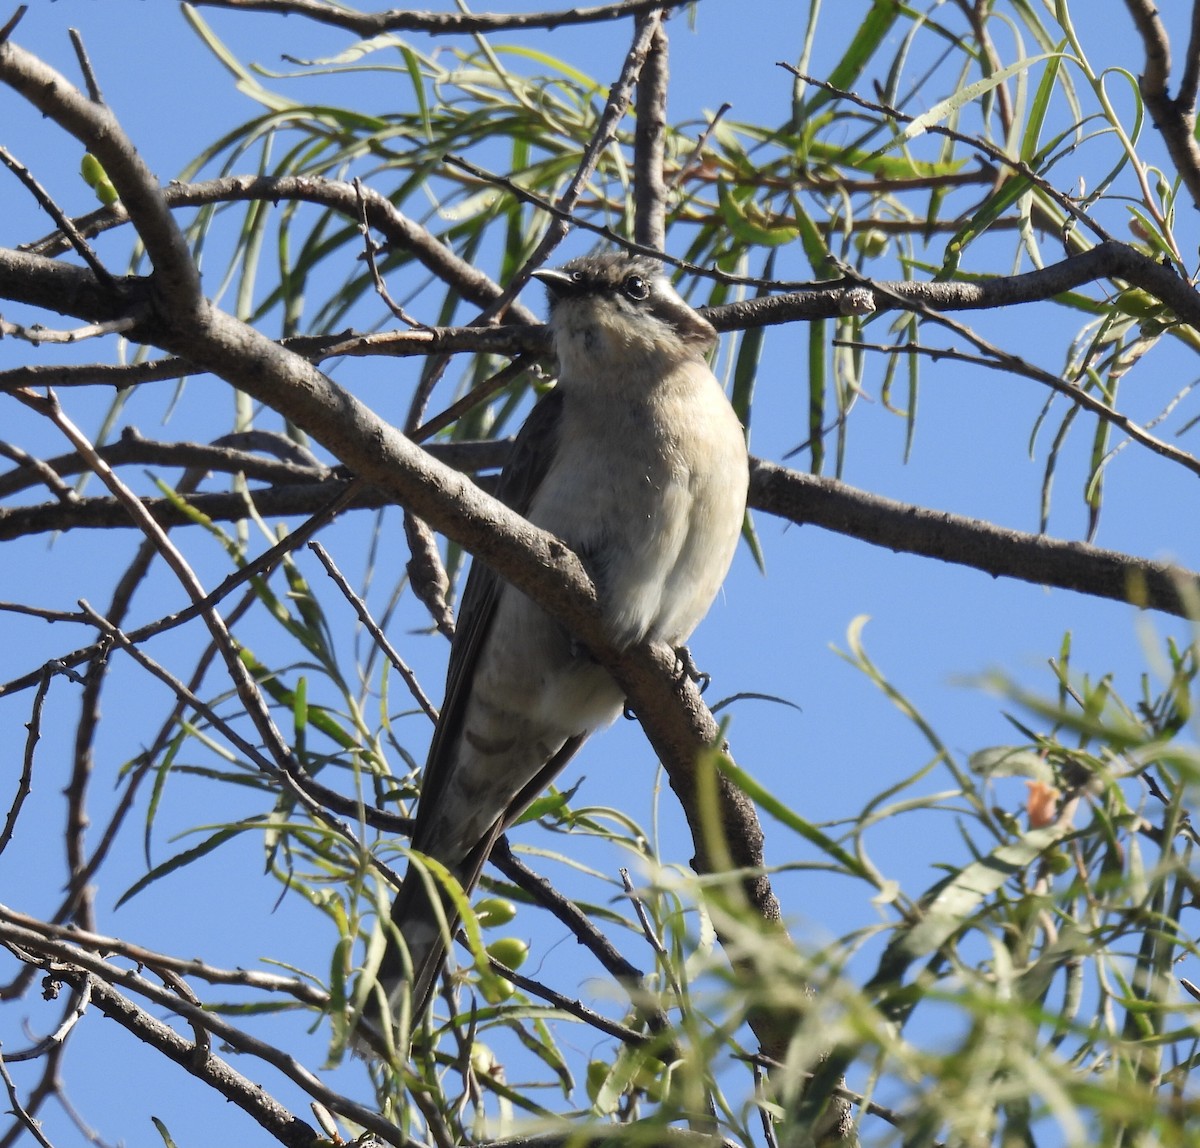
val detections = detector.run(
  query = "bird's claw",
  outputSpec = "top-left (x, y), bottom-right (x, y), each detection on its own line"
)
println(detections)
top-left (674, 645), bottom-right (710, 693)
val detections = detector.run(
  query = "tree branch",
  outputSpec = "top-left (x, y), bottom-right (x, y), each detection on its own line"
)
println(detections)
top-left (633, 19), bottom-right (670, 250)
top-left (0, 41), bottom-right (199, 317)
top-left (0, 918), bottom-right (402, 1145)
top-left (750, 460), bottom-right (1200, 615)
top-left (1125, 0), bottom-right (1200, 211)
top-left (22, 174), bottom-right (539, 325)
top-left (189, 0), bottom-right (695, 36)
top-left (5, 455), bottom-right (1199, 618)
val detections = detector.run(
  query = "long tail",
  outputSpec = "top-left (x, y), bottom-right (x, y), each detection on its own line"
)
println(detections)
top-left (363, 835), bottom-right (498, 1041)
top-left (371, 861), bottom-right (455, 1033)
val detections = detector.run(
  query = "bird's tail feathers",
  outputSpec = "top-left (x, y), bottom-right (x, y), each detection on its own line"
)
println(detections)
top-left (362, 842), bottom-right (495, 1043)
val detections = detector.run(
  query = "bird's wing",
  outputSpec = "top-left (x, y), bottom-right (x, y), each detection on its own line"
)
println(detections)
top-left (409, 385), bottom-right (566, 853)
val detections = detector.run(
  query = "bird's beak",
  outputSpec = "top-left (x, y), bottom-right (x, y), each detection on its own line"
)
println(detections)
top-left (530, 268), bottom-right (578, 298)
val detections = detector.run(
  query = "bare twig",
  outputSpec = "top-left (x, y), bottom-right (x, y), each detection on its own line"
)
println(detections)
top-left (633, 19), bottom-right (670, 250)
top-left (22, 174), bottom-right (539, 326)
top-left (480, 951), bottom-right (651, 1049)
top-left (0, 146), bottom-right (112, 284)
top-left (500, 6), bottom-right (667, 302)
top-left (0, 39), bottom-right (200, 315)
top-left (0, 7), bottom-right (28, 46)
top-left (403, 511), bottom-right (457, 638)
top-left (0, 440), bottom-right (77, 503)
top-left (829, 263), bottom-right (1200, 479)
top-left (13, 387), bottom-right (295, 769)
top-left (409, 355), bottom-right (535, 443)
top-left (487, 839), bottom-right (679, 1045)
top-left (0, 1049), bottom-right (54, 1148)
top-left (0, 313), bottom-right (137, 344)
top-left (353, 177), bottom-right (426, 328)
top-left (1182, 0), bottom-right (1200, 114)
top-left (1124, 0), bottom-right (1200, 212)
top-left (0, 665), bottom-right (50, 857)
top-left (67, 28), bottom-right (103, 104)
top-left (7, 950), bottom-right (329, 1147)
top-left (307, 540), bottom-right (440, 722)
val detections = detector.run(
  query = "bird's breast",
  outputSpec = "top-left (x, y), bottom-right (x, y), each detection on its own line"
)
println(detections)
top-left (532, 362), bottom-right (748, 649)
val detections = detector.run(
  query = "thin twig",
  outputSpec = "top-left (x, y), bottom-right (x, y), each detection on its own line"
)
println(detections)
top-left (403, 511), bottom-right (456, 638)
top-left (829, 264), bottom-right (1200, 479)
top-left (0, 313), bottom-right (137, 344)
top-left (409, 355), bottom-right (535, 443)
top-left (781, 66), bottom-right (1117, 245)
top-left (13, 387), bottom-right (296, 769)
top-left (481, 952), bottom-right (651, 1049)
top-left (0, 665), bottom-right (50, 858)
top-left (0, 1049), bottom-right (54, 1148)
top-left (0, 7), bottom-right (28, 46)
top-left (67, 28), bottom-right (104, 104)
top-left (1124, 0), bottom-right (1200, 212)
top-left (353, 176), bottom-right (425, 328)
top-left (0, 905), bottom-right (326, 1004)
top-left (307, 540), bottom-right (440, 722)
top-left (493, 6), bottom-right (667, 308)
top-left (0, 440), bottom-right (77, 503)
top-left (0, 151), bottom-right (111, 282)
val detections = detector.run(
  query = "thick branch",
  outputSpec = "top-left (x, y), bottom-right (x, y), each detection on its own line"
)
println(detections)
top-left (5, 456), bottom-right (1199, 618)
top-left (1125, 0), bottom-right (1200, 211)
top-left (633, 21), bottom-right (670, 249)
top-left (6, 240), bottom-right (1199, 361)
top-left (0, 431), bottom-right (506, 499)
top-left (750, 461), bottom-right (1200, 615)
top-left (713, 241), bottom-right (1200, 334)
top-left (189, 0), bottom-right (693, 36)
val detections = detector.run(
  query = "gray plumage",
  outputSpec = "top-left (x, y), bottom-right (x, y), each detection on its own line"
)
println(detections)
top-left (374, 252), bottom-right (749, 1029)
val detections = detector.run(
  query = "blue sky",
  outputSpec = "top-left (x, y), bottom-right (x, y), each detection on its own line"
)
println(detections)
top-left (2, 1), bottom-right (1198, 1144)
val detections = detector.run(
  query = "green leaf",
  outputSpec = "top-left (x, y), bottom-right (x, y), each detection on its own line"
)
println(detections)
top-left (712, 753), bottom-right (877, 885)
top-left (183, 5), bottom-right (299, 113)
top-left (902, 53), bottom-right (1060, 142)
top-left (868, 823), bottom-right (1069, 993)
top-left (969, 746), bottom-right (1055, 783)
top-left (117, 821), bottom-right (266, 908)
top-left (803, 0), bottom-right (901, 116)
top-left (716, 180), bottom-right (797, 248)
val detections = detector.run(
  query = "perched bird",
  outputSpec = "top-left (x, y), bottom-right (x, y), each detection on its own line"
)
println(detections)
top-left (373, 251), bottom-right (749, 1030)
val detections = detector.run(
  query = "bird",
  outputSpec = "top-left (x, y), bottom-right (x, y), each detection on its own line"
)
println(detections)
top-left (370, 250), bottom-right (750, 1034)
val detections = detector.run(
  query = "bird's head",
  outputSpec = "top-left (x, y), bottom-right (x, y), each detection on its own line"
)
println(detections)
top-left (532, 253), bottom-right (716, 380)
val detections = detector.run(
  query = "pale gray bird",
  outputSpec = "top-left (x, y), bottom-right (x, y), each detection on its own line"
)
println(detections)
top-left (374, 251), bottom-right (749, 1027)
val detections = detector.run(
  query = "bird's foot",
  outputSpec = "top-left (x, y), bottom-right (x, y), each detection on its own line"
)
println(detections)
top-left (674, 645), bottom-right (710, 693)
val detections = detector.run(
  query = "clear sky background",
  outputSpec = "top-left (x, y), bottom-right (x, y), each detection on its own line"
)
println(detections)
top-left (2, 1), bottom-right (1198, 1144)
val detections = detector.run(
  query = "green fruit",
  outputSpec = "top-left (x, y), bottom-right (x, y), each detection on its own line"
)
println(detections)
top-left (469, 1043), bottom-right (494, 1075)
top-left (95, 179), bottom-right (119, 206)
top-left (854, 228), bottom-right (888, 257)
top-left (80, 152), bottom-right (106, 188)
top-left (474, 897), bottom-right (517, 928)
top-left (585, 1060), bottom-right (609, 1104)
top-left (478, 974), bottom-right (513, 1004)
top-left (485, 937), bottom-right (528, 970)
top-left (634, 1061), bottom-right (665, 1103)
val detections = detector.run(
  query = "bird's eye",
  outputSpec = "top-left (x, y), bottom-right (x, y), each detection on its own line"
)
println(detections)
top-left (622, 274), bottom-right (650, 301)
top-left (570, 269), bottom-right (585, 283)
